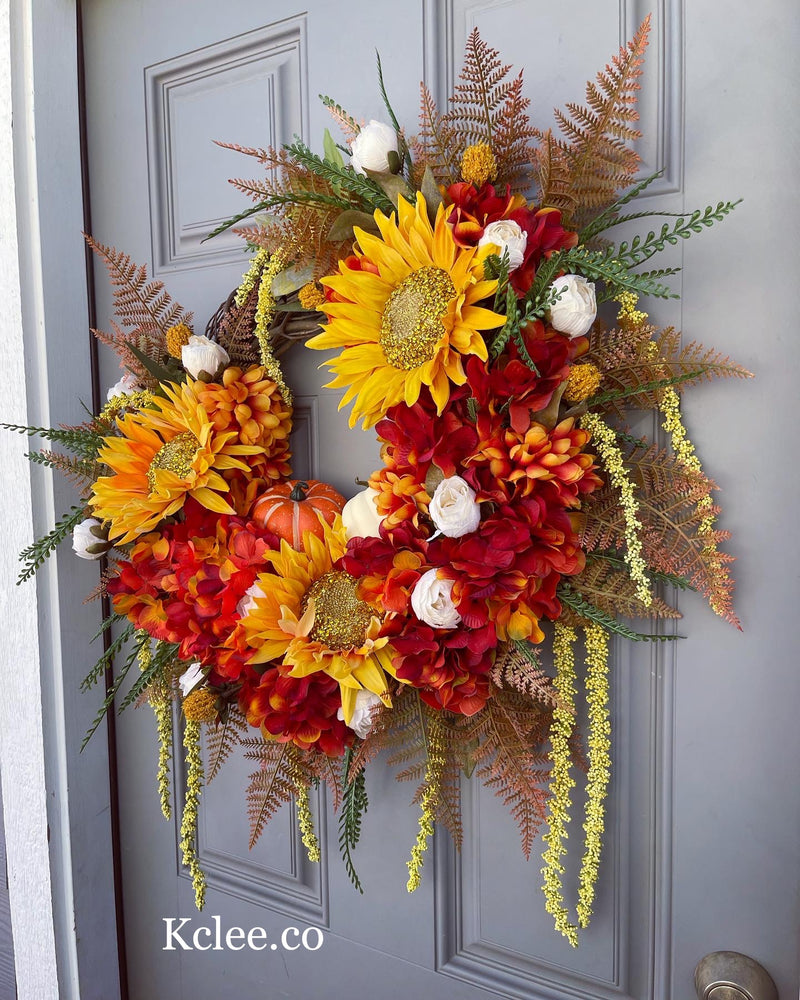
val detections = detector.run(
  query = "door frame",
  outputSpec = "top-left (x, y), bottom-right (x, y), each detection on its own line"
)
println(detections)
top-left (1, 0), bottom-right (122, 997)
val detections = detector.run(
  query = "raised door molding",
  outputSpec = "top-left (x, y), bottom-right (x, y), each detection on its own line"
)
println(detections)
top-left (144, 16), bottom-right (308, 276)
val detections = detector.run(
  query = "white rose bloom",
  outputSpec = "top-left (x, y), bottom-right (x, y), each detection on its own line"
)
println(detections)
top-left (181, 335), bottom-right (230, 379)
top-left (548, 274), bottom-right (597, 338)
top-left (341, 487), bottom-right (383, 540)
top-left (337, 689), bottom-right (383, 739)
top-left (478, 220), bottom-right (528, 271)
top-left (106, 371), bottom-right (138, 402)
top-left (429, 475), bottom-right (481, 538)
top-left (411, 569), bottom-right (462, 629)
top-left (349, 120), bottom-right (398, 176)
top-left (72, 518), bottom-right (106, 560)
top-left (237, 581), bottom-right (266, 619)
top-left (179, 661), bottom-right (205, 698)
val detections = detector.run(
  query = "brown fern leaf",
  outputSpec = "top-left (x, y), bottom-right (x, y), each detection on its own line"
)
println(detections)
top-left (86, 237), bottom-right (193, 365)
top-left (466, 689), bottom-right (552, 858)
top-left (242, 739), bottom-right (296, 849)
top-left (581, 440), bottom-right (740, 625)
top-left (491, 642), bottom-right (560, 707)
top-left (213, 280), bottom-right (261, 367)
top-left (205, 707), bottom-right (248, 783)
top-left (305, 752), bottom-right (344, 812)
top-left (532, 128), bottom-right (578, 217)
top-left (445, 29), bottom-right (515, 157)
top-left (82, 563), bottom-right (119, 604)
top-left (32, 450), bottom-right (98, 496)
top-left (350, 685), bottom-right (422, 776)
top-left (323, 100), bottom-right (363, 144)
top-left (412, 83), bottom-right (460, 187)
top-left (590, 325), bottom-right (753, 416)
top-left (487, 71), bottom-right (536, 188)
top-left (550, 15), bottom-right (651, 227)
top-left (572, 558), bottom-right (682, 619)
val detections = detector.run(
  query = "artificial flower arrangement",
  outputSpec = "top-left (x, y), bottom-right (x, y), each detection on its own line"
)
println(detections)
top-left (6, 17), bottom-right (752, 946)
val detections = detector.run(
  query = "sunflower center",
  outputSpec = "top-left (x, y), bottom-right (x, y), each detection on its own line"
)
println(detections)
top-left (380, 266), bottom-right (455, 370)
top-left (147, 432), bottom-right (198, 492)
top-left (303, 571), bottom-right (375, 650)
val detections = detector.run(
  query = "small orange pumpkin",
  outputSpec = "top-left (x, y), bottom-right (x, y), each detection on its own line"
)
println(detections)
top-left (251, 479), bottom-right (345, 548)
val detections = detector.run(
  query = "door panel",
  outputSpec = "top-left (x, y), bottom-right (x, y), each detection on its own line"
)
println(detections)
top-left (81, 1), bottom-right (800, 998)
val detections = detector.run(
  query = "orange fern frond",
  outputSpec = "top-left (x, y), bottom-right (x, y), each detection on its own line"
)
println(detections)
top-left (570, 558), bottom-right (682, 620)
top-left (467, 689), bottom-right (552, 859)
top-left (490, 71), bottom-right (537, 189)
top-left (242, 739), bottom-right (295, 849)
top-left (532, 128), bottom-right (577, 217)
top-left (550, 15), bottom-right (651, 227)
top-left (445, 29), bottom-right (515, 155)
top-left (205, 707), bottom-right (248, 783)
top-left (413, 82), bottom-right (460, 186)
top-left (86, 237), bottom-right (193, 368)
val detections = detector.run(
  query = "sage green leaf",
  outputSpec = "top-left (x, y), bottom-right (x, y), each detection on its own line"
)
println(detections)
top-left (323, 128), bottom-right (345, 168)
top-left (328, 209), bottom-right (381, 242)
top-left (364, 168), bottom-right (414, 208)
top-left (272, 265), bottom-right (314, 296)
top-left (420, 165), bottom-right (443, 222)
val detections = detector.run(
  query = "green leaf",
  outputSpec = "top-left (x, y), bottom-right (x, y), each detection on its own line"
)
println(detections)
top-left (284, 140), bottom-right (394, 214)
top-left (323, 128), bottom-right (345, 168)
top-left (272, 265), bottom-right (315, 297)
top-left (327, 209), bottom-right (381, 242)
top-left (364, 168), bottom-right (414, 208)
top-left (338, 746), bottom-right (368, 894)
top-left (17, 504), bottom-right (87, 583)
top-left (125, 341), bottom-right (186, 387)
top-left (558, 584), bottom-right (684, 641)
top-left (420, 165), bottom-right (443, 223)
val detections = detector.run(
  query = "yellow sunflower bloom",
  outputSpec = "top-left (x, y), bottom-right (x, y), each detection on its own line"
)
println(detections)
top-left (90, 379), bottom-right (262, 544)
top-left (236, 521), bottom-right (398, 724)
top-left (309, 193), bottom-right (504, 428)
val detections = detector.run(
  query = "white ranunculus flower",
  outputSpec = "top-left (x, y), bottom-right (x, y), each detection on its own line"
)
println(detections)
top-left (237, 582), bottom-right (266, 619)
top-left (106, 371), bottom-right (138, 402)
top-left (181, 335), bottom-right (230, 379)
top-left (349, 120), bottom-right (398, 176)
top-left (341, 487), bottom-right (383, 540)
top-left (429, 476), bottom-right (481, 538)
top-left (72, 518), bottom-right (107, 560)
top-left (411, 569), bottom-right (462, 629)
top-left (478, 220), bottom-right (528, 271)
top-left (337, 689), bottom-right (383, 739)
top-left (548, 274), bottom-right (597, 338)
top-left (179, 661), bottom-right (205, 698)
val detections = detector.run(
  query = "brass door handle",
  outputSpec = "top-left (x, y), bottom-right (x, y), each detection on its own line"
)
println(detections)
top-left (695, 952), bottom-right (778, 1000)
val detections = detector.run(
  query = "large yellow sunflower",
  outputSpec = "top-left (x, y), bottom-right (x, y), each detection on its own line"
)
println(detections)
top-left (235, 520), bottom-right (398, 724)
top-left (309, 193), bottom-right (504, 428)
top-left (91, 380), bottom-right (261, 544)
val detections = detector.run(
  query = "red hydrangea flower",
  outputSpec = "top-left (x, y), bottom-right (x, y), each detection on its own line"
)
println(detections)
top-left (391, 621), bottom-right (497, 716)
top-left (239, 666), bottom-right (353, 756)
top-left (507, 206), bottom-right (579, 295)
top-left (108, 498), bottom-right (279, 671)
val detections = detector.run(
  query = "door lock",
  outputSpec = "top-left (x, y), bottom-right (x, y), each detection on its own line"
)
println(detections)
top-left (695, 952), bottom-right (778, 1000)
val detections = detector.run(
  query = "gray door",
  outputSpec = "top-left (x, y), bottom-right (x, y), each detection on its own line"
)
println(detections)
top-left (81, 1), bottom-right (800, 998)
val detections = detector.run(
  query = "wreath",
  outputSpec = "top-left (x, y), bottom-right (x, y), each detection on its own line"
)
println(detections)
top-left (7, 17), bottom-right (750, 946)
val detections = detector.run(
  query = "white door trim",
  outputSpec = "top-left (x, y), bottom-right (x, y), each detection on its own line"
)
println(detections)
top-left (0, 1), bottom-right (120, 997)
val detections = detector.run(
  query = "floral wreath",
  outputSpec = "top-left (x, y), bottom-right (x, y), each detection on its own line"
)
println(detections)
top-left (7, 17), bottom-right (750, 947)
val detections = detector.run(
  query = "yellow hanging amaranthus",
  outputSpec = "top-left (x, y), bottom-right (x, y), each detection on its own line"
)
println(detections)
top-left (179, 713), bottom-right (207, 910)
top-left (292, 770), bottom-right (321, 863)
top-left (541, 623), bottom-right (579, 947)
top-left (137, 635), bottom-right (173, 820)
top-left (231, 247), bottom-right (293, 405)
top-left (576, 624), bottom-right (611, 928)
top-left (406, 717), bottom-right (445, 892)
top-left (581, 411), bottom-right (652, 607)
